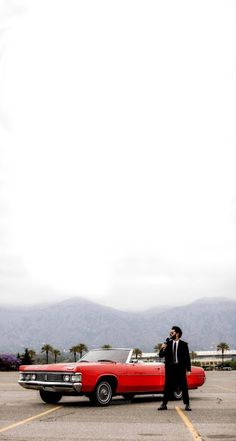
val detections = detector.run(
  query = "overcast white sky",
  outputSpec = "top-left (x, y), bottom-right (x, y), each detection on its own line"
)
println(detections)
top-left (0, 0), bottom-right (235, 310)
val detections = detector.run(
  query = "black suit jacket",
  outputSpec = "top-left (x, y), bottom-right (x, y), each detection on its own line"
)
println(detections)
top-left (159, 339), bottom-right (191, 372)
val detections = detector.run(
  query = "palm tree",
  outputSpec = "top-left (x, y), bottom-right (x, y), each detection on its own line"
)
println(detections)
top-left (77, 343), bottom-right (88, 359)
top-left (154, 343), bottom-right (163, 354)
top-left (133, 348), bottom-right (142, 359)
top-left (70, 345), bottom-right (80, 362)
top-left (101, 344), bottom-right (112, 349)
top-left (41, 344), bottom-right (54, 364)
top-left (190, 351), bottom-right (197, 362)
top-left (217, 342), bottom-right (230, 367)
top-left (28, 349), bottom-right (36, 360)
top-left (52, 349), bottom-right (61, 363)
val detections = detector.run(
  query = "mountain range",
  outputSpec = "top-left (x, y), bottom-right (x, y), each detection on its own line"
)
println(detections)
top-left (0, 296), bottom-right (235, 353)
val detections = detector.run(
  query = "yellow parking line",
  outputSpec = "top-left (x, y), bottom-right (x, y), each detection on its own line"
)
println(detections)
top-left (175, 406), bottom-right (203, 441)
top-left (0, 406), bottom-right (62, 433)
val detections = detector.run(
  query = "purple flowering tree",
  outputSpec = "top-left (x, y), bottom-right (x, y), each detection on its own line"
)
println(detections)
top-left (0, 354), bottom-right (21, 371)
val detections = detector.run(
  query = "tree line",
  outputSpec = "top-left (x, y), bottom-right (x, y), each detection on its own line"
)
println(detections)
top-left (0, 341), bottom-right (231, 369)
top-left (18, 343), bottom-right (112, 364)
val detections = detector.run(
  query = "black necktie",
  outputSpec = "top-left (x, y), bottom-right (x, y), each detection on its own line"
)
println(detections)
top-left (173, 342), bottom-right (177, 363)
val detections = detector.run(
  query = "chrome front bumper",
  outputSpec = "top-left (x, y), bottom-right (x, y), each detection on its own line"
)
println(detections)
top-left (18, 380), bottom-right (82, 393)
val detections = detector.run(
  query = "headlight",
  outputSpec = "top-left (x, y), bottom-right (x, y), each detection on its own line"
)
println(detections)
top-left (71, 373), bottom-right (82, 382)
top-left (31, 374), bottom-right (37, 381)
top-left (25, 374), bottom-right (31, 381)
top-left (19, 373), bottom-right (24, 380)
top-left (63, 374), bottom-right (71, 382)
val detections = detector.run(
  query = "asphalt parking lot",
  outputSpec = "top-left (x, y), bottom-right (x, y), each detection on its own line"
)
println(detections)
top-left (0, 371), bottom-right (236, 441)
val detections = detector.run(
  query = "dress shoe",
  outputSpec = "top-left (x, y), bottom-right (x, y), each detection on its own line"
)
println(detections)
top-left (158, 403), bottom-right (167, 410)
top-left (185, 405), bottom-right (192, 411)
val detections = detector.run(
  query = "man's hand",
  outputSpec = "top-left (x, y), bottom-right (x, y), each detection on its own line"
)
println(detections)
top-left (186, 371), bottom-right (191, 376)
top-left (160, 343), bottom-right (167, 350)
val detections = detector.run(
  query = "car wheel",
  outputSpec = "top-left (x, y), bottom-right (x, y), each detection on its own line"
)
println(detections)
top-left (39, 390), bottom-right (62, 404)
top-left (90, 380), bottom-right (113, 406)
top-left (122, 394), bottom-right (135, 400)
top-left (173, 389), bottom-right (183, 400)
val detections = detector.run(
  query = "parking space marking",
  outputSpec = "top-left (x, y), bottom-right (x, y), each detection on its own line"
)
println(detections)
top-left (175, 406), bottom-right (203, 441)
top-left (0, 405), bottom-right (62, 433)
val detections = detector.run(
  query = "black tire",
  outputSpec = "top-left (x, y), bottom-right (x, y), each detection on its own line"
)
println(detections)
top-left (39, 390), bottom-right (62, 404)
top-left (173, 389), bottom-right (183, 400)
top-left (89, 381), bottom-right (113, 406)
top-left (122, 393), bottom-right (135, 400)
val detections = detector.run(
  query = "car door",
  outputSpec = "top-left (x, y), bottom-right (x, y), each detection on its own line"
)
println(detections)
top-left (121, 363), bottom-right (165, 393)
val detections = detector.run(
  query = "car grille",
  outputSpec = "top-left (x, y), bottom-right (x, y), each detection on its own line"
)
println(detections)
top-left (36, 373), bottom-right (64, 382)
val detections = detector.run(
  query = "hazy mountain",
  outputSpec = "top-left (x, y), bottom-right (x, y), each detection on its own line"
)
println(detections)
top-left (0, 297), bottom-right (235, 353)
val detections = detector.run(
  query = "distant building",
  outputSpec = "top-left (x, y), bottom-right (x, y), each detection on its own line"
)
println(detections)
top-left (134, 350), bottom-right (236, 368)
top-left (192, 350), bottom-right (236, 368)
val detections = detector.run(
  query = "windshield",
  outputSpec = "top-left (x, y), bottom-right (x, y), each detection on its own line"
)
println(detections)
top-left (79, 349), bottom-right (132, 364)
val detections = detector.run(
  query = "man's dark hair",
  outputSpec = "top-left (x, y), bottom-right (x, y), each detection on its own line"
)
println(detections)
top-left (172, 326), bottom-right (182, 337)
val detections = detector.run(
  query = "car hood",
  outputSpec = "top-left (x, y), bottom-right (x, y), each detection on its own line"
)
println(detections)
top-left (20, 363), bottom-right (78, 372)
top-left (19, 361), bottom-right (120, 372)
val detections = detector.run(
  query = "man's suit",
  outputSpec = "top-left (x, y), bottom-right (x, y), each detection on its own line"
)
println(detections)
top-left (159, 339), bottom-right (191, 405)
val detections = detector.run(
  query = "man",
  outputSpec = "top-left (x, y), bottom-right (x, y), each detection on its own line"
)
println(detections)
top-left (158, 326), bottom-right (192, 411)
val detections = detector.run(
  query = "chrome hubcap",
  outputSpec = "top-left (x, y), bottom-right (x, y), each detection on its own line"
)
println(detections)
top-left (98, 383), bottom-right (111, 403)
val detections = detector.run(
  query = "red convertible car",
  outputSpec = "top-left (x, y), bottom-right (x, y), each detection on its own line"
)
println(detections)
top-left (18, 348), bottom-right (205, 406)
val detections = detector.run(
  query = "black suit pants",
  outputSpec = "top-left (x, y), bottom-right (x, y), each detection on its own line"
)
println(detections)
top-left (163, 364), bottom-right (190, 405)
